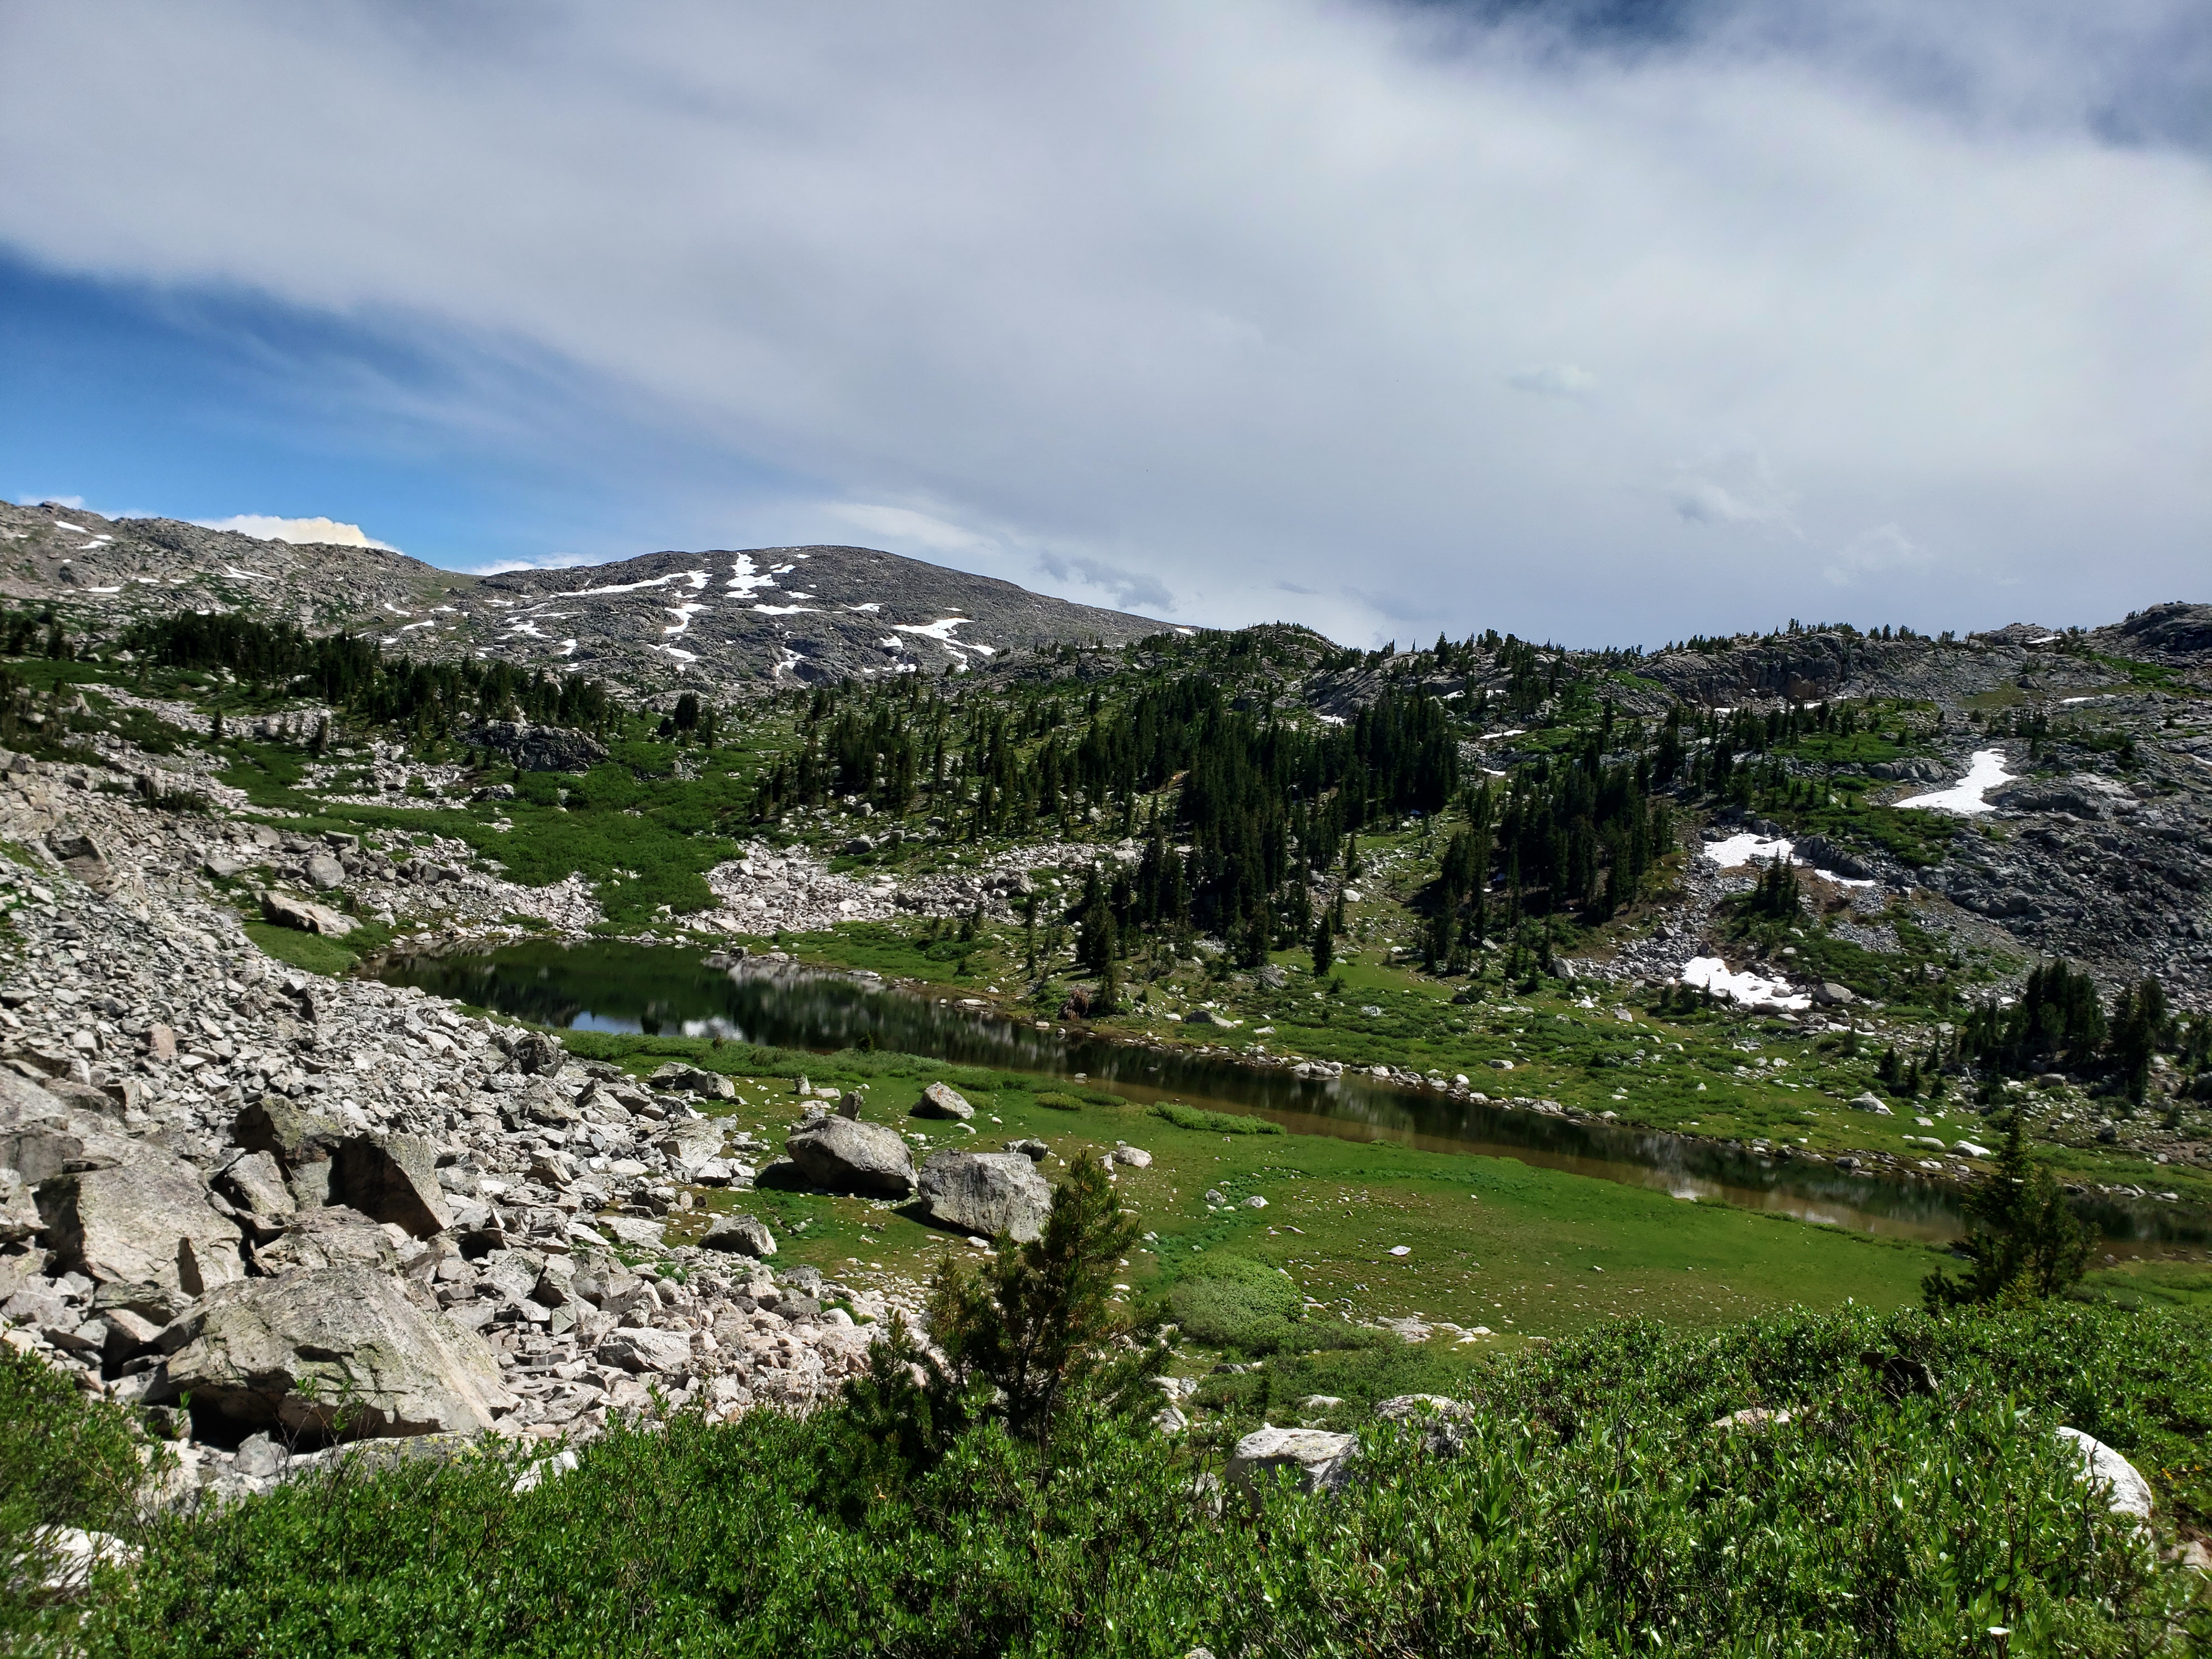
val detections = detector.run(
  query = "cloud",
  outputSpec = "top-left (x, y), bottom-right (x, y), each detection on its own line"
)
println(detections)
top-left (1666, 451), bottom-right (1801, 535)
top-left (467, 551), bottom-right (599, 575)
top-left (0, 1), bottom-right (2207, 646)
top-left (1033, 551), bottom-right (1175, 614)
top-left (1507, 364), bottom-right (1598, 398)
top-left (1825, 521), bottom-right (1928, 585)
top-left (823, 503), bottom-right (999, 558)
top-left (199, 513), bottom-right (395, 550)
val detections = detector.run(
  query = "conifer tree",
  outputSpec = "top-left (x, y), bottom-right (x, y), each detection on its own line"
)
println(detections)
top-left (1923, 1110), bottom-right (2089, 1307)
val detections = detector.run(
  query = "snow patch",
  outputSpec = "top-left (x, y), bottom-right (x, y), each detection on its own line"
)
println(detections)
top-left (893, 617), bottom-right (995, 656)
top-left (1679, 956), bottom-right (1810, 1011)
top-left (84, 585), bottom-right (122, 594)
top-left (219, 566), bottom-right (272, 581)
top-left (663, 601), bottom-right (710, 637)
top-left (752, 603), bottom-right (819, 616)
top-left (725, 555), bottom-right (781, 599)
top-left (562, 569), bottom-right (708, 598)
top-left (1897, 749), bottom-right (2015, 815)
top-left (847, 601), bottom-right (882, 612)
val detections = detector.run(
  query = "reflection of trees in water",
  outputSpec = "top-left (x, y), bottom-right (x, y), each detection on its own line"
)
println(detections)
top-left (373, 944), bottom-right (2196, 1245)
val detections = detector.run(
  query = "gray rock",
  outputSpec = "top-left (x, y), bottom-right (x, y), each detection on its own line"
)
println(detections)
top-left (1007, 1138), bottom-right (1050, 1161)
top-left (699, 1214), bottom-right (776, 1257)
top-left (35, 1148), bottom-right (246, 1302)
top-left (329, 1133), bottom-right (452, 1239)
top-left (2055, 1427), bottom-right (2153, 1522)
top-left (911, 1082), bottom-right (974, 1121)
top-left (303, 853), bottom-right (347, 890)
top-left (1848, 1093), bottom-right (1893, 1116)
top-left (259, 889), bottom-right (357, 937)
top-left (467, 720), bottom-right (610, 774)
top-left (785, 1116), bottom-right (917, 1197)
top-left (214, 1150), bottom-right (298, 1239)
top-left (601, 1215), bottom-right (668, 1250)
top-left (917, 1149), bottom-right (1052, 1242)
top-left (155, 1264), bottom-right (518, 1438)
top-left (1110, 1144), bottom-right (1153, 1169)
top-left (253, 1205), bottom-right (404, 1274)
top-left (1225, 1426), bottom-right (1360, 1502)
top-left (647, 1063), bottom-right (737, 1100)
top-left (597, 1327), bottom-right (693, 1374)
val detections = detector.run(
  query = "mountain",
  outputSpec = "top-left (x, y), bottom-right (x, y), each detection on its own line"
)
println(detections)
top-left (0, 499), bottom-right (1176, 696)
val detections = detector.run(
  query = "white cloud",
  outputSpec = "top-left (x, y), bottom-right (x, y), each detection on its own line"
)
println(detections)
top-left (1825, 522), bottom-right (1929, 585)
top-left (1, 2), bottom-right (2207, 645)
top-left (199, 513), bottom-right (395, 550)
top-left (1507, 364), bottom-right (1598, 398)
top-left (1666, 450), bottom-right (1802, 536)
top-left (823, 504), bottom-right (998, 558)
top-left (467, 551), bottom-right (599, 575)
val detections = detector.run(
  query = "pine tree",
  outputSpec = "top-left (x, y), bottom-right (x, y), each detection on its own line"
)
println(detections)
top-left (1311, 917), bottom-right (1333, 978)
top-left (1923, 1110), bottom-right (2089, 1307)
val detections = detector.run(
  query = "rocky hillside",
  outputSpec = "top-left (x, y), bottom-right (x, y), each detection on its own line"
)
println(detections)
top-left (0, 498), bottom-right (1172, 699)
top-left (0, 755), bottom-right (911, 1502)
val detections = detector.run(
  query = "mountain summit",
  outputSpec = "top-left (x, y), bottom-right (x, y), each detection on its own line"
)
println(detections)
top-left (0, 499), bottom-right (1175, 695)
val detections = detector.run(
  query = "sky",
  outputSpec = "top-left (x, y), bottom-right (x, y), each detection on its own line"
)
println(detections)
top-left (1, 0), bottom-right (2206, 649)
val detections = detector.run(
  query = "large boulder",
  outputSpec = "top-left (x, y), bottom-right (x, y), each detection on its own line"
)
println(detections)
top-left (785, 1116), bottom-right (916, 1197)
top-left (1225, 1426), bottom-right (1360, 1503)
top-left (917, 1150), bottom-right (1052, 1242)
top-left (252, 1205), bottom-right (404, 1274)
top-left (329, 1132), bottom-right (452, 1239)
top-left (35, 1149), bottom-right (246, 1305)
top-left (259, 889), bottom-right (357, 937)
top-left (699, 1214), bottom-right (776, 1257)
top-left (232, 1101), bottom-right (449, 1236)
top-left (2055, 1427), bottom-right (2153, 1523)
top-left (154, 1265), bottom-right (516, 1439)
top-left (0, 1073), bottom-right (137, 1182)
top-left (467, 720), bottom-right (610, 774)
top-left (910, 1082), bottom-right (974, 1120)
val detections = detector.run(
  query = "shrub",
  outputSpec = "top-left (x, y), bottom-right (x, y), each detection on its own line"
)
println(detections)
top-left (1149, 1101), bottom-right (1283, 1136)
top-left (1, 1348), bottom-right (157, 1640)
top-left (1032, 1091), bottom-right (1085, 1110)
top-left (1164, 1255), bottom-right (1308, 1353)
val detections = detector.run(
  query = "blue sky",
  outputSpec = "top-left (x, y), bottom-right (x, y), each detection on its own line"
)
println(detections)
top-left (1, 0), bottom-right (2205, 646)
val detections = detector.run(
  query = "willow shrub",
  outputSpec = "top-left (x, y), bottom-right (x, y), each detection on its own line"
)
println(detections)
top-left (50, 1303), bottom-right (2212, 1656)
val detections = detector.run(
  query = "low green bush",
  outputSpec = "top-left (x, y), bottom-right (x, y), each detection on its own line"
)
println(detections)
top-left (1, 1348), bottom-right (157, 1642)
top-left (14, 1303), bottom-right (2210, 1654)
top-left (1034, 1090), bottom-right (1086, 1110)
top-left (1164, 1255), bottom-right (1304, 1352)
top-left (1149, 1101), bottom-right (1284, 1136)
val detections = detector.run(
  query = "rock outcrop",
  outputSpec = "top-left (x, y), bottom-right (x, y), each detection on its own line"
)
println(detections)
top-left (783, 1116), bottom-right (917, 1196)
top-left (917, 1150), bottom-right (1053, 1242)
top-left (153, 1265), bottom-right (518, 1439)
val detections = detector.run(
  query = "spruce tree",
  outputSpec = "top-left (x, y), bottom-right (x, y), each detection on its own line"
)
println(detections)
top-left (1923, 1110), bottom-right (2089, 1308)
top-left (1311, 917), bottom-right (1333, 978)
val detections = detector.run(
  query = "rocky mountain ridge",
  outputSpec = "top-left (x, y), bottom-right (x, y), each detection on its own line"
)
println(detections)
top-left (0, 498), bottom-right (1172, 699)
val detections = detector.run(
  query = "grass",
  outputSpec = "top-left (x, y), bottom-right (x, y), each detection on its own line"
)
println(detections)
top-left (554, 1031), bottom-right (1953, 1341)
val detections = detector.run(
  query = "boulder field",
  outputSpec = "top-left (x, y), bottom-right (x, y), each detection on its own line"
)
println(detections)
top-left (0, 751), bottom-right (923, 1504)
